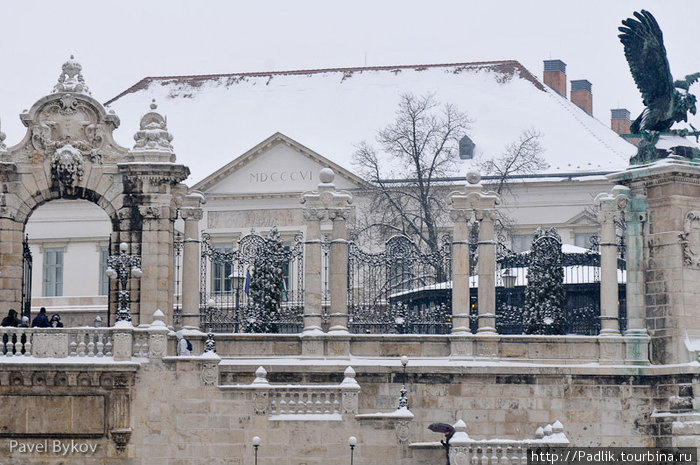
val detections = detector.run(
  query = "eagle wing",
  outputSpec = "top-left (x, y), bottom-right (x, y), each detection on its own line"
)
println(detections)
top-left (618, 10), bottom-right (674, 110)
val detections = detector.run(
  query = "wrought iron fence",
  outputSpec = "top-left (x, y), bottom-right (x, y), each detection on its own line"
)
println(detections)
top-left (493, 237), bottom-right (627, 335)
top-left (199, 229), bottom-right (304, 333)
top-left (347, 234), bottom-right (452, 334)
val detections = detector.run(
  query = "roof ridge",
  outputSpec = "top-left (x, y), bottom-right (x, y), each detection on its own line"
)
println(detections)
top-left (104, 60), bottom-right (540, 105)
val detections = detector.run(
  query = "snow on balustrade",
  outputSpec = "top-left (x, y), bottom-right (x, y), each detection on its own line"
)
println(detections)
top-left (0, 326), bottom-right (155, 359)
top-left (219, 365), bottom-right (360, 420)
top-left (411, 419), bottom-right (568, 464)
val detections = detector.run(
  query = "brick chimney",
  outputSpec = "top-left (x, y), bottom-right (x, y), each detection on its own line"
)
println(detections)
top-left (570, 80), bottom-right (592, 115)
top-left (611, 108), bottom-right (639, 146)
top-left (543, 60), bottom-right (567, 97)
top-left (610, 108), bottom-right (631, 135)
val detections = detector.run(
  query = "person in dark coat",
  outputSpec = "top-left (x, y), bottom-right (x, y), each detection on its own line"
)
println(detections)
top-left (31, 307), bottom-right (50, 328)
top-left (1, 309), bottom-right (20, 327)
top-left (50, 314), bottom-right (64, 328)
top-left (1, 309), bottom-right (20, 355)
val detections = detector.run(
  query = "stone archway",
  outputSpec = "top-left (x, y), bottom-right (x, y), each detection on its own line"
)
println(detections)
top-left (0, 57), bottom-right (189, 326)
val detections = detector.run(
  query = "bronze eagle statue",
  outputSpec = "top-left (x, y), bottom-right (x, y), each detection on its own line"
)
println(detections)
top-left (619, 10), bottom-right (700, 134)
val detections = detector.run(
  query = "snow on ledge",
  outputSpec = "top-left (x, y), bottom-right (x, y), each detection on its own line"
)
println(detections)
top-left (268, 413), bottom-right (342, 421)
top-left (356, 407), bottom-right (414, 420)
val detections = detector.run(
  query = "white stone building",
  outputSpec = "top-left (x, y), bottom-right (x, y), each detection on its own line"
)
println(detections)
top-left (23, 59), bottom-right (635, 323)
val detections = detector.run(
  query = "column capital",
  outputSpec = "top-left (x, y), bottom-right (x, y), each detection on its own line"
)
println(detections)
top-left (448, 171), bottom-right (500, 213)
top-left (300, 168), bottom-right (353, 222)
top-left (180, 206), bottom-right (203, 222)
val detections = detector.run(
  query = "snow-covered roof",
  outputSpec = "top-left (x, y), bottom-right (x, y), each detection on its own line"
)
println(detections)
top-left (104, 61), bottom-right (635, 185)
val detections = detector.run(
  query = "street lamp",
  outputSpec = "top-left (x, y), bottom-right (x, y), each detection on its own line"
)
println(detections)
top-left (348, 436), bottom-right (357, 465)
top-left (105, 242), bottom-right (142, 324)
top-left (252, 436), bottom-right (261, 465)
top-left (398, 355), bottom-right (409, 409)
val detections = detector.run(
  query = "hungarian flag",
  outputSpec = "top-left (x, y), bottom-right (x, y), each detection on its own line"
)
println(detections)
top-left (244, 270), bottom-right (251, 296)
top-left (281, 273), bottom-right (289, 301)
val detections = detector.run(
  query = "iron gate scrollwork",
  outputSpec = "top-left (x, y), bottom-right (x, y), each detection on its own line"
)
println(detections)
top-left (493, 232), bottom-right (626, 335)
top-left (347, 234), bottom-right (452, 334)
top-left (200, 228), bottom-right (304, 333)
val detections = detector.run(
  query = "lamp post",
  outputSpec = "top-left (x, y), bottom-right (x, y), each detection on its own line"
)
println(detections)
top-left (105, 242), bottom-right (142, 324)
top-left (398, 355), bottom-right (409, 409)
top-left (252, 436), bottom-right (261, 465)
top-left (348, 436), bottom-right (357, 465)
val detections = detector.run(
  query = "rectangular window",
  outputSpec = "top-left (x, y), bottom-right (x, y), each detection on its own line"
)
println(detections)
top-left (575, 232), bottom-right (596, 249)
top-left (43, 247), bottom-right (64, 297)
top-left (212, 243), bottom-right (234, 294)
top-left (99, 246), bottom-right (109, 296)
top-left (511, 234), bottom-right (534, 253)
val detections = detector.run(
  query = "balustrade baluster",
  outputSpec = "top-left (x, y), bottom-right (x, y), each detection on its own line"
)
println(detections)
top-left (105, 337), bottom-right (112, 356)
top-left (87, 331), bottom-right (95, 357)
top-left (279, 394), bottom-right (286, 414)
top-left (69, 333), bottom-right (77, 356)
top-left (289, 393), bottom-right (296, 414)
top-left (315, 393), bottom-right (322, 414)
top-left (77, 335), bottom-right (86, 356)
top-left (24, 335), bottom-right (32, 356)
top-left (323, 393), bottom-right (330, 414)
top-left (493, 446), bottom-right (501, 464)
top-left (96, 332), bottom-right (104, 357)
top-left (332, 393), bottom-right (339, 414)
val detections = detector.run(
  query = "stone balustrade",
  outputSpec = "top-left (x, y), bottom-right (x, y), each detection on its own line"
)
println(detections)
top-left (411, 419), bottom-right (568, 464)
top-left (219, 365), bottom-right (361, 419)
top-left (0, 310), bottom-right (170, 361)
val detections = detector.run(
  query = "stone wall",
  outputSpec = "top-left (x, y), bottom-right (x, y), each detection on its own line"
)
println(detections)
top-left (4, 357), bottom-right (697, 464)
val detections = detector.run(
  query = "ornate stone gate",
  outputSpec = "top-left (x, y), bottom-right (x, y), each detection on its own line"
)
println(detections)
top-left (0, 57), bottom-right (190, 326)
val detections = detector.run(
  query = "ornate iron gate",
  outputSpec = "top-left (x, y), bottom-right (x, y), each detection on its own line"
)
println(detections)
top-left (347, 234), bottom-right (452, 334)
top-left (494, 234), bottom-right (626, 335)
top-left (200, 229), bottom-right (304, 333)
top-left (173, 232), bottom-right (184, 326)
top-left (21, 235), bottom-right (32, 319)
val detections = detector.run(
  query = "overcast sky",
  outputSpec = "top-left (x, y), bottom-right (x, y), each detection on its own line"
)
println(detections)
top-left (1, 1), bottom-right (700, 144)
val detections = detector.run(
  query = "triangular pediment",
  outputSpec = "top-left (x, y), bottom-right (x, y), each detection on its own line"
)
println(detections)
top-left (191, 133), bottom-right (367, 195)
top-left (563, 210), bottom-right (598, 226)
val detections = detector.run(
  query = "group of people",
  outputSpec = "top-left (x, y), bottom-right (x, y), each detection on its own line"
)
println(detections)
top-left (1, 307), bottom-right (63, 328)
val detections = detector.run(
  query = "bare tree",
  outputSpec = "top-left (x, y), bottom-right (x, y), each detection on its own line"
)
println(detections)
top-left (352, 93), bottom-right (471, 258)
top-left (478, 129), bottom-right (548, 196)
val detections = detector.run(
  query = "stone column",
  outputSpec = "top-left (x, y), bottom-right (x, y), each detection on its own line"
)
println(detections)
top-left (609, 159), bottom-right (700, 364)
top-left (0, 218), bottom-right (25, 315)
top-left (448, 172), bottom-right (500, 351)
top-left (595, 186), bottom-right (628, 336)
top-left (302, 210), bottom-right (324, 334)
top-left (179, 192), bottom-right (206, 329)
top-left (448, 210), bottom-right (472, 334)
top-left (300, 168), bottom-right (353, 339)
top-left (328, 210), bottom-right (350, 332)
top-left (476, 209), bottom-right (497, 334)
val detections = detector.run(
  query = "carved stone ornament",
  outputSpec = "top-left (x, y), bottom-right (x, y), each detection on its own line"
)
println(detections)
top-left (30, 94), bottom-right (106, 162)
top-left (133, 100), bottom-right (174, 153)
top-left (51, 143), bottom-right (84, 189)
top-left (395, 420), bottom-right (411, 444)
top-left (680, 210), bottom-right (700, 267)
top-left (110, 428), bottom-right (131, 453)
top-left (53, 55), bottom-right (91, 95)
top-left (451, 448), bottom-right (470, 465)
top-left (253, 391), bottom-right (269, 415)
top-left (201, 362), bottom-right (218, 386)
top-left (148, 333), bottom-right (167, 358)
top-left (341, 390), bottom-right (358, 414)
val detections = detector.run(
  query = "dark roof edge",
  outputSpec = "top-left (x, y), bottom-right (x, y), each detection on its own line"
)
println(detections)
top-left (377, 170), bottom-right (616, 184)
top-left (104, 59), bottom-right (545, 106)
